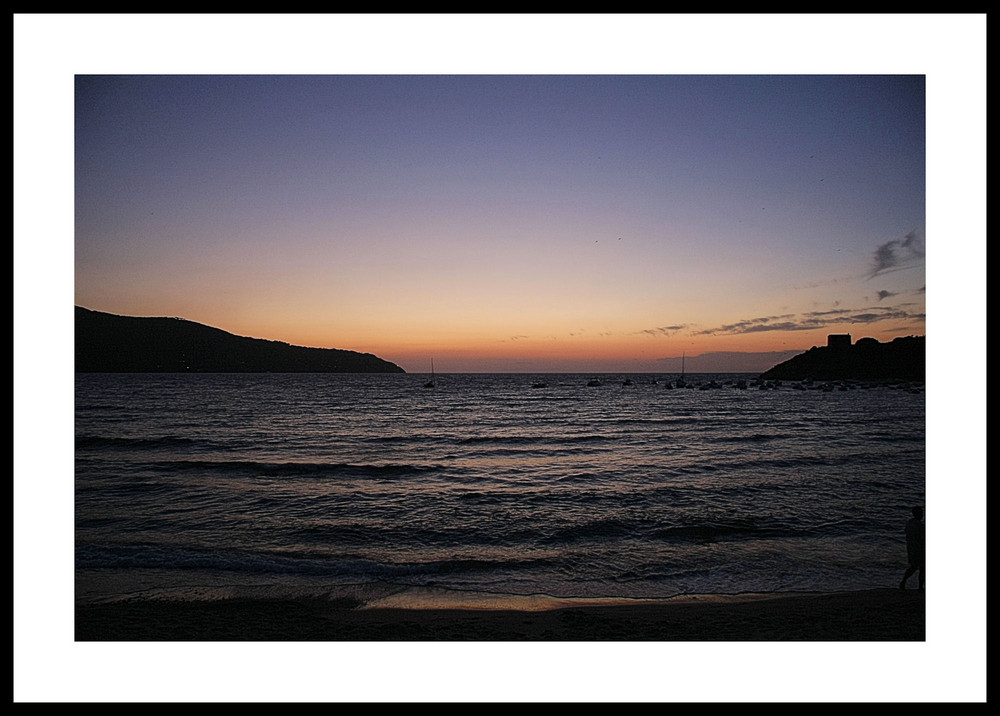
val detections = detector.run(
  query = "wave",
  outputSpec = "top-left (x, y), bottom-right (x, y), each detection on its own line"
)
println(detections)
top-left (458, 434), bottom-right (614, 446)
top-left (541, 517), bottom-right (644, 544)
top-left (709, 432), bottom-right (794, 444)
top-left (76, 434), bottom-right (200, 450)
top-left (75, 543), bottom-right (555, 582)
top-left (145, 459), bottom-right (443, 479)
top-left (651, 523), bottom-right (777, 541)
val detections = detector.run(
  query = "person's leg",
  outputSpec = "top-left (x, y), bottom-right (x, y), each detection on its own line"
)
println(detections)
top-left (900, 565), bottom-right (916, 589)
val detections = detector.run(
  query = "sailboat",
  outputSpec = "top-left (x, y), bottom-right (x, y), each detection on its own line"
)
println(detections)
top-left (423, 359), bottom-right (436, 388)
top-left (675, 352), bottom-right (687, 388)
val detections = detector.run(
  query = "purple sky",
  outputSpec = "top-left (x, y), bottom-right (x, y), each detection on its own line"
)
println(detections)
top-left (73, 73), bottom-right (926, 372)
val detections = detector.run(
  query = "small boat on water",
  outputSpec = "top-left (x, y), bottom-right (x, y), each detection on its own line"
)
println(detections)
top-left (423, 359), bottom-right (436, 388)
top-left (675, 352), bottom-right (688, 388)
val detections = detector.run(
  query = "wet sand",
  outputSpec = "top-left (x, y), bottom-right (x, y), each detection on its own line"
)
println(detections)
top-left (75, 588), bottom-right (924, 641)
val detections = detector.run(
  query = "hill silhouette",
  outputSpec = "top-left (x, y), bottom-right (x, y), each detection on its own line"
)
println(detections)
top-left (75, 306), bottom-right (406, 373)
top-left (758, 335), bottom-right (924, 382)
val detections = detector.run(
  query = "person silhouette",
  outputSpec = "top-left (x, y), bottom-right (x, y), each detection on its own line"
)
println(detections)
top-left (899, 505), bottom-right (925, 590)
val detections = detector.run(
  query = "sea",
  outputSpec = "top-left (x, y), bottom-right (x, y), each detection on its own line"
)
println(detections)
top-left (75, 372), bottom-right (925, 609)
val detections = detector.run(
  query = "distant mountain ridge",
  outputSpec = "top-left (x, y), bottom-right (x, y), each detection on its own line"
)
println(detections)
top-left (658, 350), bottom-right (803, 374)
top-left (75, 306), bottom-right (406, 373)
top-left (758, 335), bottom-right (925, 382)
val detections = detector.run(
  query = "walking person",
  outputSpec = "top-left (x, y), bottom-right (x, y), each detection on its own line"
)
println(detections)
top-left (899, 506), bottom-right (925, 590)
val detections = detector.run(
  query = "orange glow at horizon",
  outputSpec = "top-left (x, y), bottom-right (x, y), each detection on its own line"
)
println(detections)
top-left (154, 305), bottom-right (919, 374)
top-left (73, 75), bottom-right (926, 374)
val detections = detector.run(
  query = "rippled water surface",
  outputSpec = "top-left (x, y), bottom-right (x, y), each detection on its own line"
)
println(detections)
top-left (75, 372), bottom-right (925, 604)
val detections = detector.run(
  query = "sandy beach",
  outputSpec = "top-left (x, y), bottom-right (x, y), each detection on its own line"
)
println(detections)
top-left (75, 588), bottom-right (924, 641)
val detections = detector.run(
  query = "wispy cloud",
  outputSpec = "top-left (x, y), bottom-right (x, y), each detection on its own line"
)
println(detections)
top-left (846, 310), bottom-right (901, 324)
top-left (803, 308), bottom-right (853, 318)
top-left (691, 315), bottom-right (812, 336)
top-left (682, 305), bottom-right (924, 337)
top-left (635, 324), bottom-right (689, 338)
top-left (867, 229), bottom-right (925, 279)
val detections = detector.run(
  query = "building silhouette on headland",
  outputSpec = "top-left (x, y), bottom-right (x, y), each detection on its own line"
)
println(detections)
top-left (758, 333), bottom-right (925, 382)
top-left (827, 333), bottom-right (852, 349)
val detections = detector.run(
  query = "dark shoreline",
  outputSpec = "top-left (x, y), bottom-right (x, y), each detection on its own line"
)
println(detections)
top-left (75, 588), bottom-right (924, 641)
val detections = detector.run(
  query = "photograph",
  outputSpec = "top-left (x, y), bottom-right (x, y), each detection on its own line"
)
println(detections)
top-left (15, 13), bottom-right (985, 704)
top-left (72, 72), bottom-right (929, 642)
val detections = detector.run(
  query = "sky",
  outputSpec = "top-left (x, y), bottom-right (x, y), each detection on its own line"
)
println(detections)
top-left (15, 14), bottom-right (986, 704)
top-left (73, 72), bottom-right (927, 373)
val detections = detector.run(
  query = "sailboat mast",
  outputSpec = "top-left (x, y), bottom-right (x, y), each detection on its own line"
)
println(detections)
top-left (423, 358), bottom-right (436, 388)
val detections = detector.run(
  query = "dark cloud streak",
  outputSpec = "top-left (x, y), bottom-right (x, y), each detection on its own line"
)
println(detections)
top-left (635, 325), bottom-right (689, 338)
top-left (867, 230), bottom-right (925, 279)
top-left (672, 305), bottom-right (924, 338)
